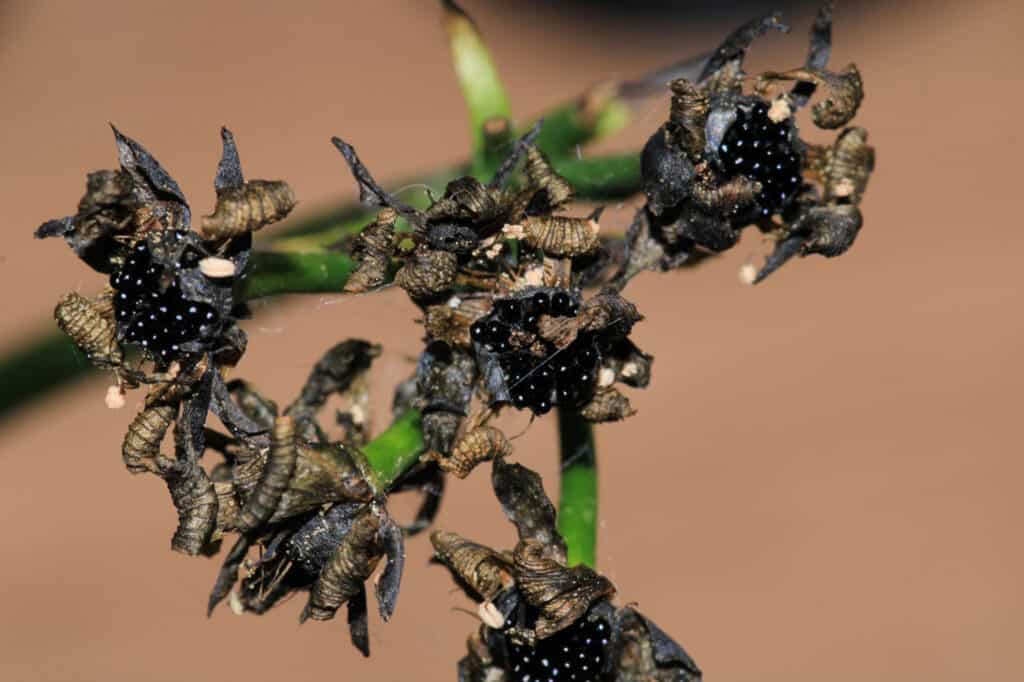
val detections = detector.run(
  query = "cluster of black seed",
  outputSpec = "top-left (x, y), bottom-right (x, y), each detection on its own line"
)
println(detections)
top-left (506, 616), bottom-right (610, 682)
top-left (471, 290), bottom-right (599, 416)
top-left (717, 101), bottom-right (803, 216)
top-left (110, 240), bottom-right (219, 360)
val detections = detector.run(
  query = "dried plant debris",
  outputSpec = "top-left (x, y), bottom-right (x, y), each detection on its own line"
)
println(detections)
top-left (434, 458), bottom-right (700, 682)
top-left (620, 4), bottom-right (874, 286)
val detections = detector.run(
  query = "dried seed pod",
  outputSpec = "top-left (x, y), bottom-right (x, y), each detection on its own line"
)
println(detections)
top-left (164, 463), bottom-right (218, 556)
top-left (513, 539), bottom-right (616, 639)
top-left (614, 607), bottom-right (703, 682)
top-left (428, 426), bottom-right (512, 479)
top-left (302, 510), bottom-right (382, 622)
top-left (395, 248), bottom-right (458, 300)
top-left (430, 530), bottom-right (513, 601)
top-left (201, 180), bottom-right (296, 240)
top-left (579, 387), bottom-right (636, 423)
top-left (520, 215), bottom-right (600, 257)
top-left (522, 146), bottom-right (574, 211)
top-left (344, 209), bottom-right (397, 293)
top-left (235, 416), bottom-right (298, 533)
top-left (54, 292), bottom-right (122, 367)
top-left (122, 404), bottom-right (176, 474)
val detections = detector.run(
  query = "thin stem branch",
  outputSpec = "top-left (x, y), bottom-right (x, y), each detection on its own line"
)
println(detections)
top-left (556, 406), bottom-right (598, 568)
top-left (362, 409), bottom-right (425, 491)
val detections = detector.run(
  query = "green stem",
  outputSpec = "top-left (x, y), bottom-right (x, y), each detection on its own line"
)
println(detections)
top-left (0, 330), bottom-right (91, 418)
top-left (362, 409), bottom-right (425, 491)
top-left (556, 406), bottom-right (598, 568)
top-left (555, 152), bottom-right (641, 200)
top-left (238, 251), bottom-right (357, 301)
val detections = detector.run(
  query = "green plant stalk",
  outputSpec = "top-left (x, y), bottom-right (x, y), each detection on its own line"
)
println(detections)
top-left (362, 409), bottom-right (425, 491)
top-left (0, 330), bottom-right (89, 418)
top-left (443, 0), bottom-right (512, 178)
top-left (238, 251), bottom-right (357, 301)
top-left (556, 406), bottom-right (598, 568)
top-left (555, 152), bottom-right (641, 200)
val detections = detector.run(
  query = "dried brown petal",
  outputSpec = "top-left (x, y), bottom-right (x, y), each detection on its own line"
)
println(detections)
top-left (667, 79), bottom-right (709, 156)
top-left (800, 204), bottom-right (863, 258)
top-left (427, 426), bottom-right (512, 479)
top-left (235, 416), bottom-right (298, 533)
top-left (302, 510), bottom-right (382, 622)
top-left (577, 291), bottom-right (643, 334)
top-left (423, 297), bottom-right (490, 348)
top-left (823, 126), bottom-right (874, 203)
top-left (513, 539), bottom-right (616, 639)
top-left (522, 145), bottom-right (574, 211)
top-left (395, 249), bottom-right (459, 300)
top-left (54, 292), bottom-right (122, 367)
top-left (201, 180), bottom-right (296, 240)
top-left (122, 404), bottom-right (176, 474)
top-left (579, 387), bottom-right (636, 423)
top-left (344, 209), bottom-right (398, 293)
top-left (690, 174), bottom-right (759, 213)
top-left (269, 442), bottom-right (373, 523)
top-left (164, 462), bottom-right (218, 556)
top-left (520, 215), bottom-right (600, 257)
top-left (430, 530), bottom-right (513, 601)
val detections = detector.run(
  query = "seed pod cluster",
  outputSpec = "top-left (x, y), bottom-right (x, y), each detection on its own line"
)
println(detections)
top-left (620, 5), bottom-right (874, 286)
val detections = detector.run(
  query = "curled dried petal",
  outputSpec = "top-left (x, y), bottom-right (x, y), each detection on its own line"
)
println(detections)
top-left (54, 292), bottom-right (122, 367)
top-left (520, 215), bottom-right (600, 257)
top-left (201, 180), bottom-right (296, 240)
top-left (513, 539), bottom-right (616, 639)
top-left (302, 510), bottom-right (382, 622)
top-left (579, 387), bottom-right (636, 423)
top-left (428, 426), bottom-right (512, 479)
top-left (165, 462), bottom-right (218, 556)
top-left (235, 415), bottom-right (298, 532)
top-left (122, 404), bottom-right (176, 474)
top-left (430, 530), bottom-right (513, 601)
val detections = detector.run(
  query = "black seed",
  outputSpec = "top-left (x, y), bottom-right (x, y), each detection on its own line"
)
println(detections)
top-left (551, 292), bottom-right (573, 316)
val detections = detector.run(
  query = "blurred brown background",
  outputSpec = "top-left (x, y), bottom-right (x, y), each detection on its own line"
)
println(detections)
top-left (1, 1), bottom-right (1021, 680)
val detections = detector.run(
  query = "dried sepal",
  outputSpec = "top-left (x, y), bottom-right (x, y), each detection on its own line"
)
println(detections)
top-left (201, 180), bottom-right (296, 240)
top-left (821, 126), bottom-right (874, 203)
top-left (54, 292), bottom-right (123, 367)
top-left (344, 209), bottom-right (398, 293)
top-left (302, 509), bottom-right (383, 622)
top-left (430, 530), bottom-right (513, 601)
top-left (206, 535), bottom-right (249, 617)
top-left (759, 63), bottom-right (864, 129)
top-left (492, 457), bottom-right (566, 562)
top-left (579, 387), bottom-right (636, 423)
top-left (395, 248), bottom-right (459, 301)
top-left (698, 13), bottom-right (789, 91)
top-left (235, 415), bottom-right (298, 533)
top-left (374, 519), bottom-right (405, 623)
top-left (513, 539), bottom-right (616, 639)
top-left (615, 607), bottom-right (703, 682)
top-left (519, 215), bottom-right (600, 257)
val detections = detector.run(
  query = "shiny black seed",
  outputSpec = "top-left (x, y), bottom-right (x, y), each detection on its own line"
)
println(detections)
top-left (494, 298), bottom-right (522, 323)
top-left (550, 292), bottom-right (573, 317)
top-left (506, 616), bottom-right (610, 682)
top-left (529, 292), bottom-right (550, 313)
